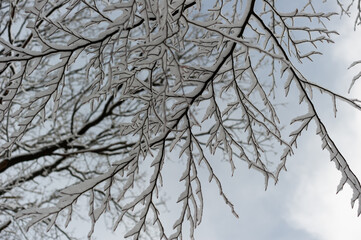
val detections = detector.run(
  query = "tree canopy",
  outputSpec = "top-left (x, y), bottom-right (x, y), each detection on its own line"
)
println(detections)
top-left (1, 0), bottom-right (361, 239)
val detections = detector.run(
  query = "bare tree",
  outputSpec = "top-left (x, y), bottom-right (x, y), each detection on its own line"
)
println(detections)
top-left (1, 0), bottom-right (361, 239)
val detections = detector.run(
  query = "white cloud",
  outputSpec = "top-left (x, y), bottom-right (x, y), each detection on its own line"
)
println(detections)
top-left (285, 12), bottom-right (361, 240)
top-left (286, 147), bottom-right (361, 240)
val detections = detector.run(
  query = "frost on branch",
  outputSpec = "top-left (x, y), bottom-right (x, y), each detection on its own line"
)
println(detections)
top-left (2, 0), bottom-right (361, 239)
top-left (317, 121), bottom-right (361, 215)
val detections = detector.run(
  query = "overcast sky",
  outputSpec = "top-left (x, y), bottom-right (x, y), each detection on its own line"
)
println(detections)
top-left (183, 7), bottom-right (361, 240)
top-left (192, 10), bottom-right (361, 240)
top-left (64, 4), bottom-right (361, 240)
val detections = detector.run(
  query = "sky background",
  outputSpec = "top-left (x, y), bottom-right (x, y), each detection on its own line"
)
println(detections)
top-left (60, 4), bottom-right (361, 240)
top-left (192, 9), bottom-right (361, 240)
